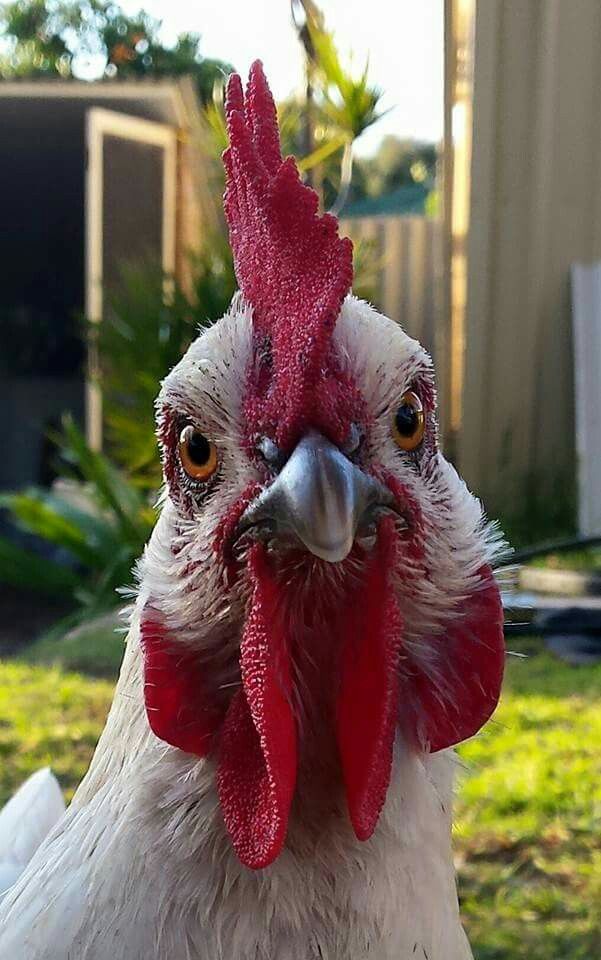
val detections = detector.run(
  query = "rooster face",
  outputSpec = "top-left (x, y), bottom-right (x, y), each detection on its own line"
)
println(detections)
top-left (140, 294), bottom-right (504, 871)
top-left (138, 62), bottom-right (505, 872)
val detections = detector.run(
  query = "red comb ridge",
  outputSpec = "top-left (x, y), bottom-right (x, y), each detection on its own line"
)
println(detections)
top-left (223, 61), bottom-right (354, 449)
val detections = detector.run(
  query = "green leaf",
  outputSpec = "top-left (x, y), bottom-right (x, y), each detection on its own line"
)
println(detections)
top-left (297, 131), bottom-right (348, 172)
top-left (307, 14), bottom-right (384, 140)
top-left (0, 491), bottom-right (104, 569)
top-left (0, 536), bottom-right (83, 597)
top-left (60, 417), bottom-right (151, 543)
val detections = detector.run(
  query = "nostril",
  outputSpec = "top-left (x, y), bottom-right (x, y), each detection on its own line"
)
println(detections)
top-left (343, 423), bottom-right (363, 459)
top-left (256, 437), bottom-right (285, 471)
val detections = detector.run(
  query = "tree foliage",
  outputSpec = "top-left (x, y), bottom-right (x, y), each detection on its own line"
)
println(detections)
top-left (96, 241), bottom-right (236, 489)
top-left (285, 5), bottom-right (436, 212)
top-left (357, 135), bottom-right (437, 197)
top-left (0, 0), bottom-right (232, 101)
top-left (0, 416), bottom-right (156, 631)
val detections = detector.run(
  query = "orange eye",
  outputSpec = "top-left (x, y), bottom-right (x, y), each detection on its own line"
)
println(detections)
top-left (178, 425), bottom-right (218, 482)
top-left (392, 390), bottom-right (425, 452)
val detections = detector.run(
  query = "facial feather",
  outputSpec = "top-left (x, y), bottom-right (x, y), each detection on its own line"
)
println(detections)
top-left (132, 60), bottom-right (505, 871)
top-left (138, 292), bottom-right (505, 867)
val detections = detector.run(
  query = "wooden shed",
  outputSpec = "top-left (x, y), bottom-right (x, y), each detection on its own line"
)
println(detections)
top-left (0, 77), bottom-right (214, 490)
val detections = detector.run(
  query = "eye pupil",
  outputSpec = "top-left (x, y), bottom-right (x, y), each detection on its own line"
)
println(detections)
top-left (178, 424), bottom-right (218, 481)
top-left (186, 430), bottom-right (211, 466)
top-left (392, 390), bottom-right (425, 452)
top-left (395, 404), bottom-right (419, 437)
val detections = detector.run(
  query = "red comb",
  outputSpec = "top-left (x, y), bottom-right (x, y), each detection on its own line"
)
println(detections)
top-left (223, 61), bottom-right (354, 449)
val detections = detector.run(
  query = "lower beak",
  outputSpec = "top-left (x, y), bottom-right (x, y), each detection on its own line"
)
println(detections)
top-left (238, 431), bottom-right (395, 563)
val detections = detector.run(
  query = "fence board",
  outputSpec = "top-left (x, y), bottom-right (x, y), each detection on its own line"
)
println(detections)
top-left (341, 214), bottom-right (443, 366)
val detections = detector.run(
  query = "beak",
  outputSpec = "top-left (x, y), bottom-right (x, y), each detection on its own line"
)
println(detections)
top-left (237, 431), bottom-right (395, 563)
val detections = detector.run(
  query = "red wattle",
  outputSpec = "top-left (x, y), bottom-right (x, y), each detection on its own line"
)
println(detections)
top-left (336, 518), bottom-right (403, 841)
top-left (141, 614), bottom-right (222, 756)
top-left (141, 547), bottom-right (504, 867)
top-left (400, 564), bottom-right (505, 753)
top-left (217, 544), bottom-right (297, 869)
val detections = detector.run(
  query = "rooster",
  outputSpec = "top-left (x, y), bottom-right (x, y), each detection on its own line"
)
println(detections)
top-left (0, 63), bottom-right (505, 960)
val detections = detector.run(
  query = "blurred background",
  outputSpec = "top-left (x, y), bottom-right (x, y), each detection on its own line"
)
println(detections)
top-left (0, 2), bottom-right (600, 957)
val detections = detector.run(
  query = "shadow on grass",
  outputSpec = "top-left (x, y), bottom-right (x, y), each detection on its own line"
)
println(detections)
top-left (20, 611), bottom-right (126, 679)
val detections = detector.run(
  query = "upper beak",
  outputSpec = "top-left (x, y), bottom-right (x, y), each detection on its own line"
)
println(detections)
top-left (237, 431), bottom-right (395, 563)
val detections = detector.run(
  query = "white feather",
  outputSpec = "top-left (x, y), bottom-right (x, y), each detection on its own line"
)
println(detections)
top-left (0, 769), bottom-right (65, 900)
top-left (0, 296), bottom-right (497, 958)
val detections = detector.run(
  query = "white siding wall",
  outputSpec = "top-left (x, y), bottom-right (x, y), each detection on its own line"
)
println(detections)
top-left (458, 0), bottom-right (601, 529)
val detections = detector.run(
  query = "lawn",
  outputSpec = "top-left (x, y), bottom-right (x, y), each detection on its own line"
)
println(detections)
top-left (0, 661), bottom-right (113, 804)
top-left (456, 637), bottom-right (601, 959)
top-left (0, 636), bottom-right (599, 958)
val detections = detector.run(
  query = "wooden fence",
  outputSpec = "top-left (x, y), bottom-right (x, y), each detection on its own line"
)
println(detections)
top-left (340, 215), bottom-right (444, 367)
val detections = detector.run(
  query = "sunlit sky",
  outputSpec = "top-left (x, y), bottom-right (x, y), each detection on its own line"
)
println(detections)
top-left (120, 0), bottom-right (444, 155)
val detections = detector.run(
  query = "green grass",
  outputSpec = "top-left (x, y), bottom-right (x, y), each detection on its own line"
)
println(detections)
top-left (0, 637), bottom-right (599, 958)
top-left (0, 661), bottom-right (113, 805)
top-left (529, 547), bottom-right (601, 572)
top-left (456, 638), bottom-right (601, 959)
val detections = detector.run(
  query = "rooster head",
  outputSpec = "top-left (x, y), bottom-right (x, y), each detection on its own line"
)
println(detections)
top-left (139, 62), bottom-right (505, 871)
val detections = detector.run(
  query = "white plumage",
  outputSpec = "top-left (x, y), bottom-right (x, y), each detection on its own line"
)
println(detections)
top-left (0, 769), bottom-right (65, 902)
top-left (0, 298), bottom-right (501, 958)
